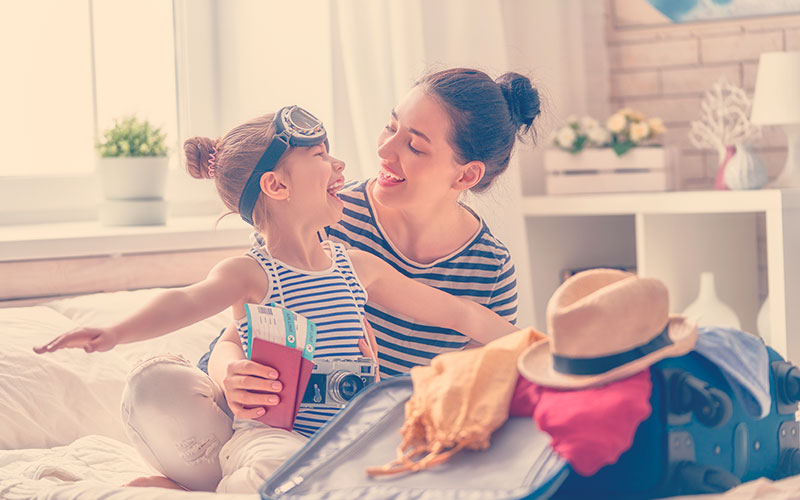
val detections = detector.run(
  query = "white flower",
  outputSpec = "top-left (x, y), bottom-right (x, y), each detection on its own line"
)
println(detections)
top-left (555, 126), bottom-right (577, 148)
top-left (606, 113), bottom-right (627, 134)
top-left (587, 126), bottom-right (611, 146)
top-left (647, 117), bottom-right (665, 135)
top-left (630, 121), bottom-right (651, 143)
top-left (566, 114), bottom-right (579, 126)
top-left (580, 116), bottom-right (599, 132)
top-left (619, 107), bottom-right (645, 121)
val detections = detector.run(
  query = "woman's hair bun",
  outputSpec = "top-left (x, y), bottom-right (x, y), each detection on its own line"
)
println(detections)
top-left (184, 136), bottom-right (218, 179)
top-left (496, 72), bottom-right (541, 134)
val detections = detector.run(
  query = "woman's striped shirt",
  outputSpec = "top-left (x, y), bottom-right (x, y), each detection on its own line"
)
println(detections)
top-left (325, 179), bottom-right (518, 377)
top-left (237, 241), bottom-right (367, 437)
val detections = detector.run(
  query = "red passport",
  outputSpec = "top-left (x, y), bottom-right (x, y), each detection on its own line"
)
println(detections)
top-left (249, 340), bottom-right (315, 430)
top-left (242, 304), bottom-right (317, 431)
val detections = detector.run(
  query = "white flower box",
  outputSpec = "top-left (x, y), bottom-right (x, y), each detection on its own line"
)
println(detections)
top-left (544, 147), bottom-right (672, 195)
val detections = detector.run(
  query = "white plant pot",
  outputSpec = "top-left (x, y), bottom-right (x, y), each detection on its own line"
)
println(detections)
top-left (544, 147), bottom-right (671, 195)
top-left (97, 156), bottom-right (168, 226)
top-left (100, 200), bottom-right (167, 226)
top-left (97, 156), bottom-right (168, 200)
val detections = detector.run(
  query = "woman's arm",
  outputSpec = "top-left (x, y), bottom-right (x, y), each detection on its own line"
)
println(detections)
top-left (35, 256), bottom-right (261, 353)
top-left (348, 249), bottom-right (518, 345)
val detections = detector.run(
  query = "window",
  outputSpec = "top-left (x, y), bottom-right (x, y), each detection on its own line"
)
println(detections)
top-left (92, 0), bottom-right (179, 171)
top-left (0, 1), bottom-right (338, 226)
top-left (1, 1), bottom-right (95, 177)
top-left (0, 0), bottom-right (183, 224)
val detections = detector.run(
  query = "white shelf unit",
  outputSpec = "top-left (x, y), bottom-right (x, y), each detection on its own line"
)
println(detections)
top-left (521, 189), bottom-right (800, 362)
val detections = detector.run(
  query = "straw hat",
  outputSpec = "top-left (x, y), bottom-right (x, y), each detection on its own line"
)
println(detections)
top-left (518, 268), bottom-right (697, 389)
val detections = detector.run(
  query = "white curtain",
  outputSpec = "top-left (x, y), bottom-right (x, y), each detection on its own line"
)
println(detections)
top-left (329, 0), bottom-right (534, 327)
top-left (329, 0), bottom-right (426, 180)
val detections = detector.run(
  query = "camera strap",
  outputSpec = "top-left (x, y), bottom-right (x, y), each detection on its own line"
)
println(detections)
top-left (256, 239), bottom-right (374, 361)
top-left (330, 243), bottom-right (376, 359)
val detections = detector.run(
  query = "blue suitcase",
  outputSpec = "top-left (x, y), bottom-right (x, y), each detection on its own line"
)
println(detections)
top-left (259, 375), bottom-right (570, 500)
top-left (554, 346), bottom-right (800, 499)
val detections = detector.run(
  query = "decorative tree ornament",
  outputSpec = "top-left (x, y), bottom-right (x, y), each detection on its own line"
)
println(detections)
top-left (689, 78), bottom-right (761, 190)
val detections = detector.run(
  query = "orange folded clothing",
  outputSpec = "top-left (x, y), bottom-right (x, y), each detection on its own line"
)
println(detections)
top-left (367, 327), bottom-right (546, 476)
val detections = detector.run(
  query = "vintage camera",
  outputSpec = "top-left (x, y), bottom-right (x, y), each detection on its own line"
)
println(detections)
top-left (301, 357), bottom-right (377, 407)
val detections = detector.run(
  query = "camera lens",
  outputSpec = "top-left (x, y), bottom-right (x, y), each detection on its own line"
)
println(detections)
top-left (328, 371), bottom-right (365, 404)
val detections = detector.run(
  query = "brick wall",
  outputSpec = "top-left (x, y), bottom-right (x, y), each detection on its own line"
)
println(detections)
top-left (604, 0), bottom-right (800, 302)
top-left (606, 1), bottom-right (800, 190)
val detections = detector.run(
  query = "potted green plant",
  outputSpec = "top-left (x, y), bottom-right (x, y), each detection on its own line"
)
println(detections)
top-left (96, 116), bottom-right (169, 226)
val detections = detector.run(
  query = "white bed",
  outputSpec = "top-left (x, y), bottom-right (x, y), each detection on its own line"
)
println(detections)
top-left (1, 288), bottom-right (798, 500)
top-left (0, 288), bottom-right (256, 500)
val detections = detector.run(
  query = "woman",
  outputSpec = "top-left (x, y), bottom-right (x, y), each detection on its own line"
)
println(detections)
top-left (323, 67), bottom-right (541, 376)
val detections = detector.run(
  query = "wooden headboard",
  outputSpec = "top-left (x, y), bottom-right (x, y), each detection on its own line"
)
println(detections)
top-left (0, 247), bottom-right (247, 307)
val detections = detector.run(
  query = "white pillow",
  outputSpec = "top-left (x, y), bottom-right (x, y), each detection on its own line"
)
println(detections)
top-left (0, 307), bottom-right (130, 449)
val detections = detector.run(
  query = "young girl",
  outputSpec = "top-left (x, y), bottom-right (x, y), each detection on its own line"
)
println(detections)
top-left (34, 106), bottom-right (518, 493)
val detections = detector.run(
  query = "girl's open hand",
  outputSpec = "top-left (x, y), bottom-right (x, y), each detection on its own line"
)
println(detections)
top-left (223, 359), bottom-right (282, 420)
top-left (33, 326), bottom-right (119, 354)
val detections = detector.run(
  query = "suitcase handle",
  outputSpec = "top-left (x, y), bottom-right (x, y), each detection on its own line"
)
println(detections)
top-left (773, 361), bottom-right (800, 406)
top-left (669, 373), bottom-right (732, 427)
top-left (778, 448), bottom-right (800, 478)
top-left (673, 462), bottom-right (741, 494)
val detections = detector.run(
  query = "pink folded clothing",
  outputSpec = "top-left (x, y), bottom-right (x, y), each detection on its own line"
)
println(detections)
top-left (510, 369), bottom-right (653, 476)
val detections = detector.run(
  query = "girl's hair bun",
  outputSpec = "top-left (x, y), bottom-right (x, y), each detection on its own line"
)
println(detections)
top-left (184, 136), bottom-right (218, 179)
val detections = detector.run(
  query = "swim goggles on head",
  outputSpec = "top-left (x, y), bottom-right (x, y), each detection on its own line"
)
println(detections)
top-left (238, 105), bottom-right (329, 225)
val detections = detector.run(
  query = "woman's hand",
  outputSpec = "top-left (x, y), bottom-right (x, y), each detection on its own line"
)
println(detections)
top-left (358, 321), bottom-right (378, 361)
top-left (358, 321), bottom-right (380, 381)
top-left (33, 326), bottom-right (119, 354)
top-left (222, 359), bottom-right (283, 420)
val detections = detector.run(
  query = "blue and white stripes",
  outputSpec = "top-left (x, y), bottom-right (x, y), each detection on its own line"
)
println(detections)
top-left (239, 240), bottom-right (367, 437)
top-left (325, 179), bottom-right (518, 377)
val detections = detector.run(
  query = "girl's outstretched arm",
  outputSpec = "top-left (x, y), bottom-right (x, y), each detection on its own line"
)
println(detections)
top-left (34, 256), bottom-right (264, 354)
top-left (348, 249), bottom-right (518, 345)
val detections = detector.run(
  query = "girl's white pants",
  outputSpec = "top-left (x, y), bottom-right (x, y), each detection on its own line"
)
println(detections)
top-left (120, 355), bottom-right (306, 493)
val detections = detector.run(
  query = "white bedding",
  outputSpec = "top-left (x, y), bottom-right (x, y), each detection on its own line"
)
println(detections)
top-left (0, 289), bottom-right (256, 499)
top-left (0, 288), bottom-right (798, 500)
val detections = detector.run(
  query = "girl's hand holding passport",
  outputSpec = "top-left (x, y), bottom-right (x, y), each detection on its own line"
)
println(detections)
top-left (242, 303), bottom-right (377, 430)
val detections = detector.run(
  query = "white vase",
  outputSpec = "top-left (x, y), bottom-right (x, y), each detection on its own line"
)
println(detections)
top-left (723, 144), bottom-right (767, 190)
top-left (682, 272), bottom-right (741, 329)
top-left (757, 295), bottom-right (770, 344)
